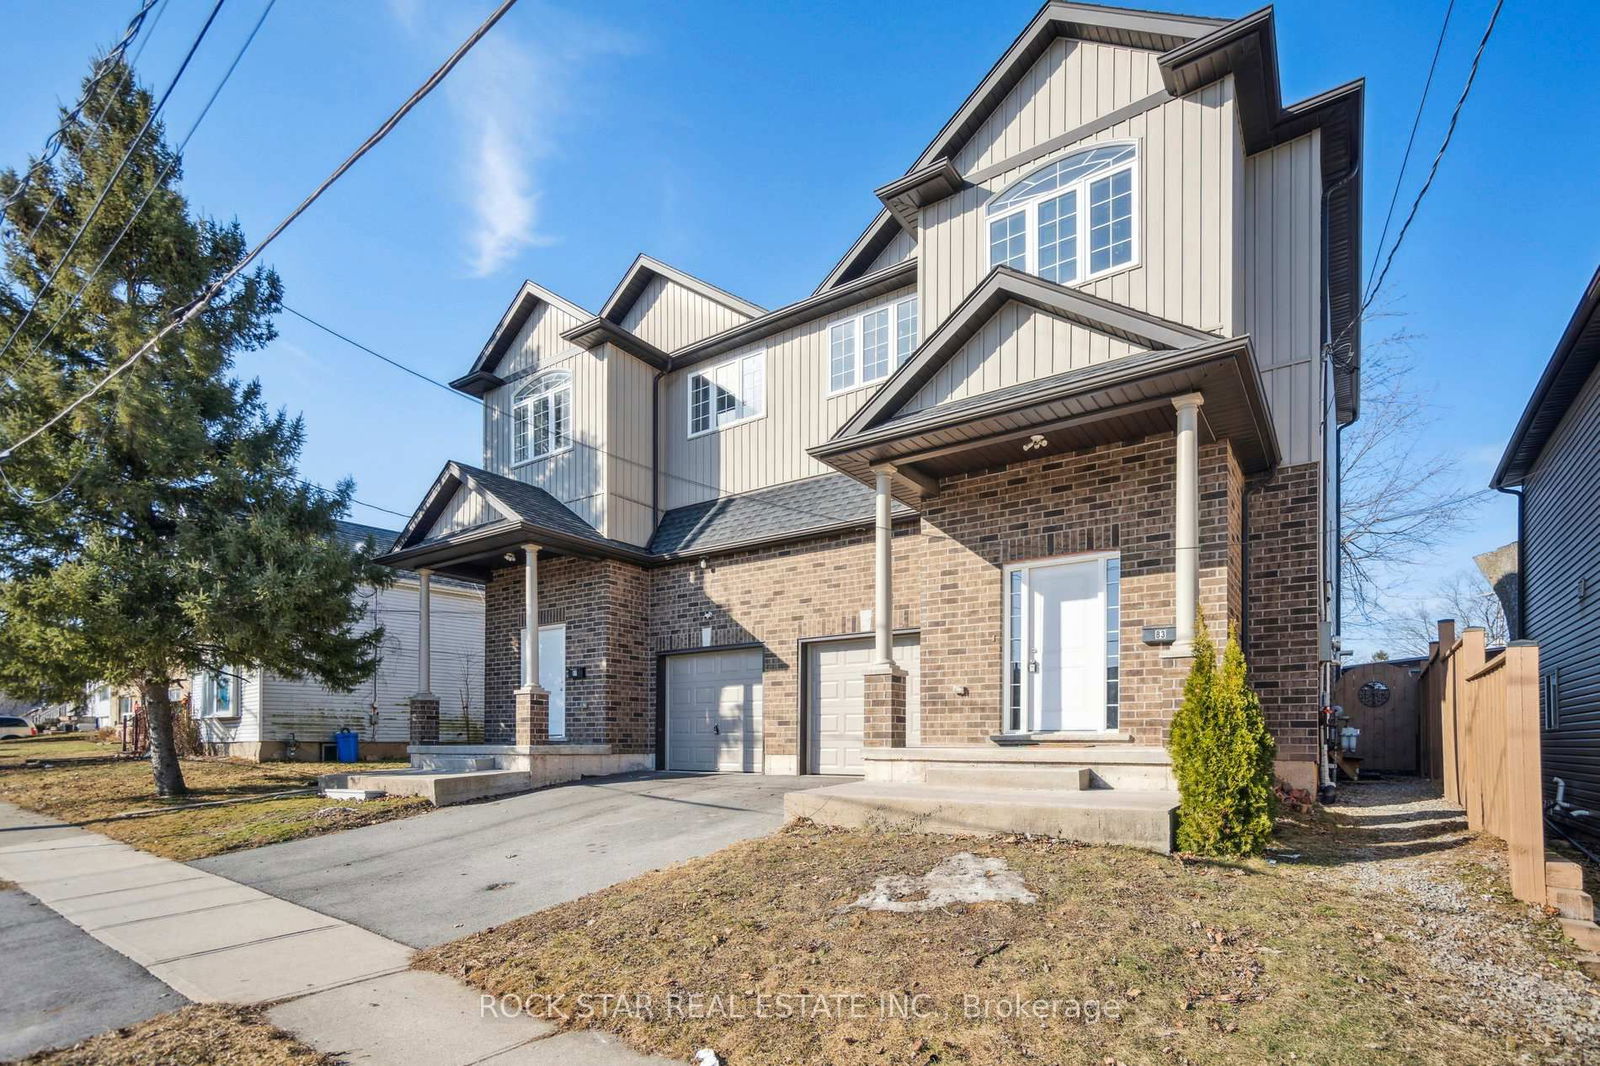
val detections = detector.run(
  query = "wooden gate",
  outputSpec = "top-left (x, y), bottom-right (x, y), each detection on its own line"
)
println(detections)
top-left (1332, 659), bottom-right (1424, 773)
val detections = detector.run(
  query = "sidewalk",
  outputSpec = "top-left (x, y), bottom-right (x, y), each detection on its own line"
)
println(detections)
top-left (0, 802), bottom-right (674, 1065)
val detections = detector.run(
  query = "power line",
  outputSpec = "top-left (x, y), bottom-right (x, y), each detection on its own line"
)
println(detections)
top-left (282, 303), bottom-right (898, 532)
top-left (1366, 0), bottom-right (1454, 295)
top-left (0, 0), bottom-right (163, 232)
top-left (0, 0), bottom-right (521, 466)
top-left (0, 0), bottom-right (231, 365)
top-left (9, 0), bottom-right (278, 379)
top-left (1361, 0), bottom-right (1504, 316)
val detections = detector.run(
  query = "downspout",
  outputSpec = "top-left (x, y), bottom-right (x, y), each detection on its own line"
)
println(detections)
top-left (1494, 484), bottom-right (1525, 640)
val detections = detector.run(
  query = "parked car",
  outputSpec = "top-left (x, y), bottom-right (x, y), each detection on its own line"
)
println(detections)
top-left (0, 716), bottom-right (38, 740)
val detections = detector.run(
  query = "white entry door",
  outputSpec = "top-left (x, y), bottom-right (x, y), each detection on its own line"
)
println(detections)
top-left (1007, 555), bottom-right (1113, 733)
top-left (539, 624), bottom-right (566, 739)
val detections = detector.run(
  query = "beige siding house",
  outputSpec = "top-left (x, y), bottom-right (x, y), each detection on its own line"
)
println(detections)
top-left (376, 3), bottom-right (1363, 848)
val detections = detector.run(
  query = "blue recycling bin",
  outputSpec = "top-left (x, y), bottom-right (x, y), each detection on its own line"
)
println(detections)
top-left (334, 729), bottom-right (359, 763)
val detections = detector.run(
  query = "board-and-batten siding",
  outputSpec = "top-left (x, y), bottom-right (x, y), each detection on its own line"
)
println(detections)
top-left (1243, 131), bottom-right (1322, 466)
top-left (196, 581), bottom-right (486, 747)
top-left (620, 275), bottom-right (754, 353)
top-left (432, 481), bottom-right (503, 537)
top-left (659, 285), bottom-right (918, 509)
top-left (924, 66), bottom-right (1242, 341)
top-left (901, 302), bottom-right (1143, 414)
top-left (481, 301), bottom-right (608, 534)
top-left (604, 348), bottom-right (659, 546)
top-left (864, 228), bottom-right (917, 274)
top-left (1524, 363), bottom-right (1600, 810)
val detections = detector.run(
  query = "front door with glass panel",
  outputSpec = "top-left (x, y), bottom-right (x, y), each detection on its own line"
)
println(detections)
top-left (1005, 554), bottom-right (1120, 733)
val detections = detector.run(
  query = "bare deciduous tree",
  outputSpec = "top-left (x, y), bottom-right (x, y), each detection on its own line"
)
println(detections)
top-left (1379, 568), bottom-right (1509, 658)
top-left (1339, 329), bottom-right (1492, 624)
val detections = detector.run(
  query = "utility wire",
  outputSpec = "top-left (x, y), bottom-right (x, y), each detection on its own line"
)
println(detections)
top-left (0, 0), bottom-right (521, 467)
top-left (282, 303), bottom-right (899, 532)
top-left (0, 0), bottom-right (230, 365)
top-left (0, 0), bottom-right (163, 231)
top-left (1366, 0), bottom-right (1454, 296)
top-left (10, 0), bottom-right (278, 380)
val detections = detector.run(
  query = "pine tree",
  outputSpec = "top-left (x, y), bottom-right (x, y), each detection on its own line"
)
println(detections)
top-left (0, 56), bottom-right (386, 795)
top-left (1168, 610), bottom-right (1277, 856)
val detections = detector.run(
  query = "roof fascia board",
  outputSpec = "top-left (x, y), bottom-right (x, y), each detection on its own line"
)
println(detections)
top-left (599, 253), bottom-right (765, 326)
top-left (670, 260), bottom-right (918, 370)
top-left (964, 88), bottom-right (1172, 186)
top-left (875, 159), bottom-right (964, 232)
top-left (836, 265), bottom-right (1216, 436)
top-left (561, 316), bottom-right (671, 370)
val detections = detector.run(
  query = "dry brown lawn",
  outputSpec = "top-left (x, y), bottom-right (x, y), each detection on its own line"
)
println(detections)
top-left (0, 734), bottom-right (426, 861)
top-left (418, 782), bottom-right (1599, 1066)
top-left (7, 1005), bottom-right (334, 1066)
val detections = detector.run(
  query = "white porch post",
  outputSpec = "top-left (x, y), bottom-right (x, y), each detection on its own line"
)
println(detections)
top-left (416, 568), bottom-right (433, 696)
top-left (521, 543), bottom-right (542, 690)
top-left (1172, 393), bottom-right (1205, 649)
top-left (871, 464), bottom-right (896, 668)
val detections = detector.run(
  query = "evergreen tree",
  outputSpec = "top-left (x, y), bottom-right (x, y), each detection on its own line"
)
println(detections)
top-left (1169, 611), bottom-right (1277, 856)
top-left (0, 56), bottom-right (386, 795)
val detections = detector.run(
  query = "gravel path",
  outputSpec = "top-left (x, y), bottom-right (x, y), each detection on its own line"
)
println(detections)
top-left (1324, 777), bottom-right (1600, 1059)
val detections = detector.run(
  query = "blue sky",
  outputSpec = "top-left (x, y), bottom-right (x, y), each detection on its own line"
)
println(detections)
top-left (3, 0), bottom-right (1596, 656)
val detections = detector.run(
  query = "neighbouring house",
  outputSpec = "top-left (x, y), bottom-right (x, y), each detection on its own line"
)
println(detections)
top-left (184, 521), bottom-right (486, 761)
top-left (1491, 264), bottom-right (1600, 812)
top-left (374, 3), bottom-right (1362, 843)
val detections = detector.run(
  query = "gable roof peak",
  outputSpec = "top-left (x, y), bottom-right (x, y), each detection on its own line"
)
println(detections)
top-left (600, 253), bottom-right (765, 326)
top-left (452, 279), bottom-right (592, 397)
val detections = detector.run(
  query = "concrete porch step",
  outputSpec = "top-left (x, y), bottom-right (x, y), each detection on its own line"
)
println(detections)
top-left (785, 781), bottom-right (1178, 853)
top-left (410, 754), bottom-right (498, 772)
top-left (922, 765), bottom-right (1092, 790)
top-left (326, 769), bottom-right (533, 806)
top-left (864, 745), bottom-right (1175, 791)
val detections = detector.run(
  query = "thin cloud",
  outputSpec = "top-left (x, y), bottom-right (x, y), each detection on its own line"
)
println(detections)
top-left (390, 2), bottom-right (632, 277)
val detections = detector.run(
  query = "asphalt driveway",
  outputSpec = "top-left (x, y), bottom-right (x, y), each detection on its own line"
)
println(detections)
top-left (195, 771), bottom-right (836, 948)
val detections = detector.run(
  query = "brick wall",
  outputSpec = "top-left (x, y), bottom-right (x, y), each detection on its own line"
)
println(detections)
top-left (1245, 461), bottom-right (1323, 769)
top-left (916, 435), bottom-right (1238, 747)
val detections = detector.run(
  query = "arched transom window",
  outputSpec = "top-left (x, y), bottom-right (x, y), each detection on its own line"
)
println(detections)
top-left (987, 142), bottom-right (1137, 285)
top-left (512, 370), bottom-right (572, 464)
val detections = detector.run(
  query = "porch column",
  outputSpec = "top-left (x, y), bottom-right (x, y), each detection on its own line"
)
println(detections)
top-left (516, 543), bottom-right (550, 746)
top-left (1172, 393), bottom-right (1205, 650)
top-left (416, 568), bottom-right (433, 695)
top-left (871, 464), bottom-right (896, 668)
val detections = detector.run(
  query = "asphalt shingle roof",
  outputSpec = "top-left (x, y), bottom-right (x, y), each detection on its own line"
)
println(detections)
top-left (648, 473), bottom-right (910, 556)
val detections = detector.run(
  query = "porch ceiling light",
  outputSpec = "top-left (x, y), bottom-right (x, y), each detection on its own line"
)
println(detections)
top-left (1023, 434), bottom-right (1049, 452)
top-left (504, 552), bottom-right (517, 562)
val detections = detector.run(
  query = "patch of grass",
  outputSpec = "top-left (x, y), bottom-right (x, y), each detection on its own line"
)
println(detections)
top-left (0, 734), bottom-right (117, 764)
top-left (8, 1004), bottom-right (334, 1065)
top-left (0, 739), bottom-right (426, 861)
top-left (417, 821), bottom-right (1514, 1066)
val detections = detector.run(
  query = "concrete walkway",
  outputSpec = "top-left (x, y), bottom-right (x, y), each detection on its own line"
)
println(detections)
top-left (0, 803), bottom-right (674, 1064)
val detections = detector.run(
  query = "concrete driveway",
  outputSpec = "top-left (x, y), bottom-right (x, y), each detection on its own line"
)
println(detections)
top-left (196, 771), bottom-right (836, 948)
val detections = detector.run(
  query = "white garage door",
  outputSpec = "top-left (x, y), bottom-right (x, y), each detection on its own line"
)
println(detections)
top-left (808, 634), bottom-right (921, 776)
top-left (665, 649), bottom-right (764, 772)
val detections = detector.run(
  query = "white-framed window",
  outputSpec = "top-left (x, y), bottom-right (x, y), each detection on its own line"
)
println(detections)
top-left (194, 670), bottom-right (240, 719)
top-left (987, 142), bottom-right (1138, 285)
top-left (688, 350), bottom-right (765, 437)
top-left (512, 371), bottom-right (573, 465)
top-left (827, 294), bottom-right (919, 394)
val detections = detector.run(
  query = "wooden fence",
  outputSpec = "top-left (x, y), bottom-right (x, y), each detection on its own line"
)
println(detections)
top-left (1418, 622), bottom-right (1546, 904)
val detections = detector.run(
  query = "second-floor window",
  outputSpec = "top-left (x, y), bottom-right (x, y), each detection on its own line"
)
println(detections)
top-left (513, 371), bottom-right (572, 464)
top-left (987, 142), bottom-right (1137, 285)
top-left (828, 295), bottom-right (918, 393)
top-left (689, 351), bottom-right (765, 436)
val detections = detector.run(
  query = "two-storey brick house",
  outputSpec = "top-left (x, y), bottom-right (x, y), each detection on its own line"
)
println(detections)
top-left (376, 2), bottom-right (1362, 845)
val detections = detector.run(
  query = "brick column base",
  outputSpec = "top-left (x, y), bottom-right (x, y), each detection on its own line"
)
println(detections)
top-left (863, 667), bottom-right (907, 748)
top-left (515, 687), bottom-right (550, 747)
top-left (408, 695), bottom-right (440, 745)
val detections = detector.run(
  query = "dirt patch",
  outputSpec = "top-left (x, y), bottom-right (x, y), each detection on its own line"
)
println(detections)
top-left (418, 785), bottom-right (1599, 1065)
top-left (0, 738), bottom-right (426, 861)
top-left (6, 1004), bottom-right (334, 1065)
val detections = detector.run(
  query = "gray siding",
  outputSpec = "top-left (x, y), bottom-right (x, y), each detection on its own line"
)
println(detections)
top-left (923, 68), bottom-right (1242, 340)
top-left (660, 285), bottom-right (917, 509)
top-left (1244, 131), bottom-right (1323, 466)
top-left (481, 302), bottom-right (608, 534)
top-left (865, 228), bottom-right (917, 274)
top-left (621, 275), bottom-right (752, 352)
top-left (605, 346), bottom-right (659, 546)
top-left (433, 481), bottom-right (502, 537)
top-left (902, 301), bottom-right (1143, 414)
top-left (1524, 363), bottom-right (1600, 810)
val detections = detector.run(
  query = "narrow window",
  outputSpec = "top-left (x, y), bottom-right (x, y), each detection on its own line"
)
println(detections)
top-left (512, 371), bottom-right (573, 462)
top-left (829, 321), bottom-right (856, 392)
top-left (1008, 569), bottom-right (1025, 732)
top-left (860, 307), bottom-right (891, 383)
top-left (895, 297), bottom-right (918, 365)
top-left (1105, 556), bottom-right (1121, 729)
top-left (1036, 190), bottom-right (1078, 283)
top-left (1088, 168), bottom-right (1134, 274)
top-left (512, 403), bottom-right (529, 464)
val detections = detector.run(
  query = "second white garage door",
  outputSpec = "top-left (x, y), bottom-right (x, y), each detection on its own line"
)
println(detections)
top-left (665, 649), bottom-right (764, 772)
top-left (808, 634), bottom-right (921, 775)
